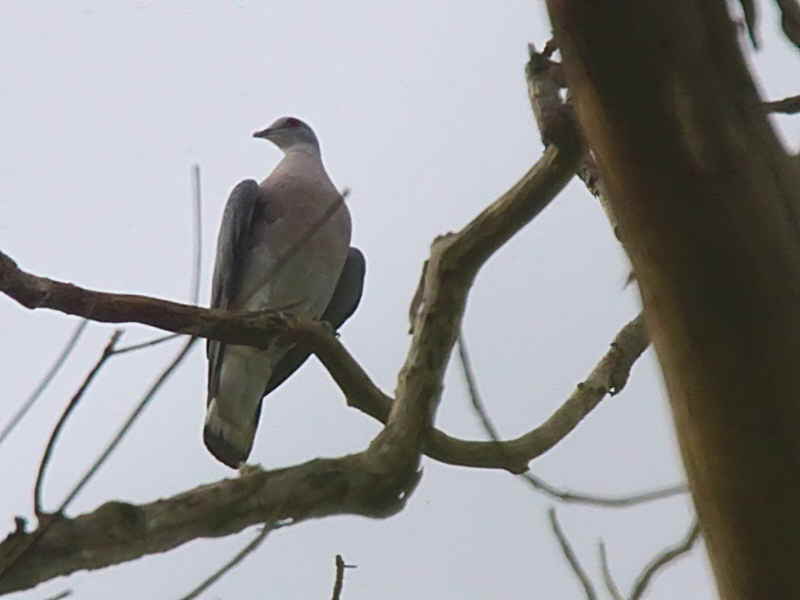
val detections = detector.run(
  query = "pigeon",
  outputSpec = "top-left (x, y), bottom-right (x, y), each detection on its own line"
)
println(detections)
top-left (204, 116), bottom-right (364, 468)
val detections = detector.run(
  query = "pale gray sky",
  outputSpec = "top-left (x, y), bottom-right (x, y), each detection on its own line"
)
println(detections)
top-left (1, 2), bottom-right (797, 599)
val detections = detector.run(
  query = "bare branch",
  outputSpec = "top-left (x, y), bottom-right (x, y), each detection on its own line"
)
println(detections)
top-left (112, 332), bottom-right (181, 355)
top-left (548, 508), bottom-right (597, 600)
top-left (763, 94), bottom-right (800, 114)
top-left (457, 330), bottom-right (686, 505)
top-left (33, 331), bottom-right (123, 517)
top-left (520, 473), bottom-right (687, 508)
top-left (629, 519), bottom-right (701, 600)
top-left (330, 554), bottom-right (355, 600)
top-left (189, 163), bottom-right (202, 306)
top-left (597, 541), bottom-right (624, 600)
top-left (0, 319), bottom-right (89, 448)
top-left (177, 523), bottom-right (278, 600)
top-left (0, 455), bottom-right (422, 594)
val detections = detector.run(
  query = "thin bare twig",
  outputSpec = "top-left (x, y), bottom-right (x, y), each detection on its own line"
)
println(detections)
top-left (598, 541), bottom-right (624, 600)
top-left (33, 330), bottom-right (123, 517)
top-left (548, 508), bottom-right (598, 600)
top-left (629, 519), bottom-right (701, 600)
top-left (177, 522), bottom-right (277, 600)
top-left (456, 333), bottom-right (687, 507)
top-left (112, 332), bottom-right (181, 355)
top-left (190, 163), bottom-right (203, 306)
top-left (331, 554), bottom-right (356, 600)
top-left (520, 473), bottom-right (688, 508)
top-left (0, 319), bottom-right (89, 448)
top-left (763, 94), bottom-right (800, 114)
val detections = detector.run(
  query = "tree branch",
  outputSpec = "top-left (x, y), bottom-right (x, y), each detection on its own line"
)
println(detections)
top-left (629, 519), bottom-right (701, 600)
top-left (177, 522), bottom-right (277, 600)
top-left (597, 541), bottom-right (624, 600)
top-left (548, 508), bottom-right (598, 600)
top-left (0, 457), bottom-right (420, 595)
top-left (763, 94), bottom-right (800, 114)
top-left (33, 332), bottom-right (123, 517)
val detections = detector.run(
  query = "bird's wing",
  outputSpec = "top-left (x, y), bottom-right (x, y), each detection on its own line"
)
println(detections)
top-left (206, 179), bottom-right (262, 401)
top-left (260, 246), bottom-right (366, 398)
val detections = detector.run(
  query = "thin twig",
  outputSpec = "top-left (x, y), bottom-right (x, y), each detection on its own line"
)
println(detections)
top-left (629, 519), bottom-right (701, 600)
top-left (520, 473), bottom-right (688, 508)
top-left (0, 319), bottom-right (89, 447)
top-left (456, 333), bottom-right (687, 507)
top-left (763, 94), bottom-right (800, 114)
top-left (598, 541), bottom-right (624, 600)
top-left (548, 508), bottom-right (597, 600)
top-left (33, 330), bottom-right (123, 516)
top-left (112, 332), bottom-right (182, 355)
top-left (331, 555), bottom-right (345, 600)
top-left (177, 523), bottom-right (276, 600)
top-left (190, 163), bottom-right (202, 305)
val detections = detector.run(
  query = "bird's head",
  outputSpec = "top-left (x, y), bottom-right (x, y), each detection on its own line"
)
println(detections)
top-left (253, 116), bottom-right (320, 154)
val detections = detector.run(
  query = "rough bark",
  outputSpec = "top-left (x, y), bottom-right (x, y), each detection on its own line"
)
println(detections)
top-left (546, 1), bottom-right (800, 598)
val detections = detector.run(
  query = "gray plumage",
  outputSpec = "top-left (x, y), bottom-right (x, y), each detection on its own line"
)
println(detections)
top-left (205, 117), bottom-right (359, 468)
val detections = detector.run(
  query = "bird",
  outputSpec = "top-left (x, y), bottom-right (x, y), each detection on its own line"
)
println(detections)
top-left (204, 116), bottom-right (364, 469)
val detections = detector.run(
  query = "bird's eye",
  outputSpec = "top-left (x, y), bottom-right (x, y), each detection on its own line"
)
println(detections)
top-left (285, 118), bottom-right (300, 128)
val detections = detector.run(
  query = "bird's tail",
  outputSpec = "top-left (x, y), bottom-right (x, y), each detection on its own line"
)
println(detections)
top-left (204, 348), bottom-right (271, 468)
top-left (203, 402), bottom-right (257, 468)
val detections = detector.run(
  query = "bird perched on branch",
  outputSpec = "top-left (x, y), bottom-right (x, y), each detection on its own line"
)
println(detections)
top-left (204, 116), bottom-right (365, 468)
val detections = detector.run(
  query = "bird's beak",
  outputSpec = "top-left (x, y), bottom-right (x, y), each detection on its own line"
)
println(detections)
top-left (252, 127), bottom-right (273, 139)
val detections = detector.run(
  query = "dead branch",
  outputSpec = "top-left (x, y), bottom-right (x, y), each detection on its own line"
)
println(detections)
top-left (0, 457), bottom-right (420, 595)
top-left (629, 519), bottom-right (701, 600)
top-left (548, 508), bottom-right (597, 600)
top-left (177, 523), bottom-right (276, 600)
top-left (457, 328), bottom-right (686, 506)
top-left (763, 94), bottom-right (800, 114)
top-left (330, 554), bottom-right (355, 600)
top-left (597, 541), bottom-right (624, 600)
top-left (34, 331), bottom-right (123, 517)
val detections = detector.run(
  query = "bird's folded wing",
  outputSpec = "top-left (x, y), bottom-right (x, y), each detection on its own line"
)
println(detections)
top-left (261, 246), bottom-right (366, 397)
top-left (207, 179), bottom-right (262, 400)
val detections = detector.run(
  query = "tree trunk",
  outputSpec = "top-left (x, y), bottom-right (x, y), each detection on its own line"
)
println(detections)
top-left (546, 1), bottom-right (800, 598)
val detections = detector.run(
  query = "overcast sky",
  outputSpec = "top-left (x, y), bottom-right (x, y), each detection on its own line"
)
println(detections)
top-left (1, 2), bottom-right (798, 599)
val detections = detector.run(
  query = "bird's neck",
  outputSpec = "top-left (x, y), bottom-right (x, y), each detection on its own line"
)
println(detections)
top-left (284, 142), bottom-right (321, 158)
